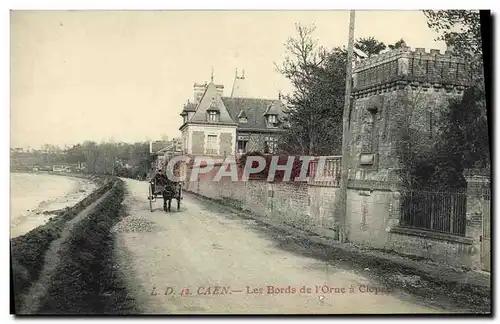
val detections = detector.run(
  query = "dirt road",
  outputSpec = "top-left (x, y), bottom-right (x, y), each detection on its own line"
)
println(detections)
top-left (113, 178), bottom-right (445, 314)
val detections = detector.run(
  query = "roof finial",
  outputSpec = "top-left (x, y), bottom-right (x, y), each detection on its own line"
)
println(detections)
top-left (235, 68), bottom-right (238, 78)
top-left (211, 66), bottom-right (214, 82)
top-left (242, 69), bottom-right (245, 79)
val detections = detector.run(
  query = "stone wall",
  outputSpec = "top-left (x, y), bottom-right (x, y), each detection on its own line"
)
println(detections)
top-left (346, 188), bottom-right (393, 248)
top-left (186, 163), bottom-right (340, 236)
top-left (185, 162), bottom-right (487, 269)
top-left (387, 228), bottom-right (476, 268)
top-left (186, 163), bottom-right (393, 246)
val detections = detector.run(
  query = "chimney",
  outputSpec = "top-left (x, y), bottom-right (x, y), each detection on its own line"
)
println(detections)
top-left (193, 83), bottom-right (206, 104)
top-left (231, 68), bottom-right (248, 98)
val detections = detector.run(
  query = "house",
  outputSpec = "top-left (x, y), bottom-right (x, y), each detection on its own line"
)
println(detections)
top-left (149, 137), bottom-right (184, 172)
top-left (156, 137), bottom-right (183, 155)
top-left (179, 69), bottom-right (288, 157)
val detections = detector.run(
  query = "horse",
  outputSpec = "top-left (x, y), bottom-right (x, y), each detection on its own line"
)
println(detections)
top-left (156, 174), bottom-right (177, 212)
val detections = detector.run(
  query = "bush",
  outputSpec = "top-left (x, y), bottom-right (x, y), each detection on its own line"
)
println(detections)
top-left (237, 152), bottom-right (308, 182)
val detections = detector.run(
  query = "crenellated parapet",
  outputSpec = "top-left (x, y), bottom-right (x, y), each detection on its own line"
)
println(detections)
top-left (353, 47), bottom-right (471, 98)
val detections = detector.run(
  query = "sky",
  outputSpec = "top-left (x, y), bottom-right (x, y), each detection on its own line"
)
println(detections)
top-left (10, 10), bottom-right (447, 149)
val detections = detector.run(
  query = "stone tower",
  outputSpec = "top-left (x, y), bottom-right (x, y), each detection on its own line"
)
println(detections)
top-left (349, 46), bottom-right (471, 182)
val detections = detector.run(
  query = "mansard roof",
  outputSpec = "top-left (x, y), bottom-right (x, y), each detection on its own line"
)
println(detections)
top-left (236, 109), bottom-right (247, 119)
top-left (263, 101), bottom-right (284, 115)
top-left (221, 97), bottom-right (286, 130)
top-left (184, 82), bottom-right (236, 125)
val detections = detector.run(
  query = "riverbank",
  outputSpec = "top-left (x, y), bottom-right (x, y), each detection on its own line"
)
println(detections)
top-left (11, 175), bottom-right (113, 312)
top-left (10, 172), bottom-right (97, 238)
top-left (33, 179), bottom-right (137, 314)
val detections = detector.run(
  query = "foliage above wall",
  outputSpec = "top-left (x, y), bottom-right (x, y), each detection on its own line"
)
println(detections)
top-left (236, 151), bottom-right (309, 182)
top-left (395, 85), bottom-right (489, 191)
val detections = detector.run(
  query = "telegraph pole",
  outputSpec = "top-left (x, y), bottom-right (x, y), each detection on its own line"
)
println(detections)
top-left (338, 10), bottom-right (356, 243)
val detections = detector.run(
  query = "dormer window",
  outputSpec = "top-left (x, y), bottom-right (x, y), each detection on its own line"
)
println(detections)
top-left (207, 111), bottom-right (219, 122)
top-left (207, 98), bottom-right (220, 122)
top-left (266, 114), bottom-right (278, 127)
top-left (264, 101), bottom-right (283, 128)
top-left (237, 109), bottom-right (248, 124)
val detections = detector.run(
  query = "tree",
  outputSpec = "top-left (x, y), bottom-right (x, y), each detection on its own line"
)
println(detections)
top-left (355, 37), bottom-right (386, 57)
top-left (395, 85), bottom-right (489, 192)
top-left (436, 86), bottom-right (490, 174)
top-left (275, 23), bottom-right (346, 156)
top-left (65, 144), bottom-right (85, 165)
top-left (423, 10), bottom-right (489, 172)
top-left (423, 10), bottom-right (483, 83)
top-left (388, 38), bottom-right (407, 50)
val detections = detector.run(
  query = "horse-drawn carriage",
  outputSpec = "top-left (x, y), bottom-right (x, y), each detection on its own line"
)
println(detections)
top-left (147, 152), bottom-right (184, 212)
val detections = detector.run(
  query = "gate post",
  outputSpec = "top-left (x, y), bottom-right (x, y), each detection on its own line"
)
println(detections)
top-left (464, 172), bottom-right (490, 271)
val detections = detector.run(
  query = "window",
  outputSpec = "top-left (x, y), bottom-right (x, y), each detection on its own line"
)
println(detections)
top-left (208, 111), bottom-right (219, 122)
top-left (267, 114), bottom-right (277, 126)
top-left (206, 135), bottom-right (218, 155)
top-left (264, 136), bottom-right (278, 154)
top-left (237, 140), bottom-right (248, 153)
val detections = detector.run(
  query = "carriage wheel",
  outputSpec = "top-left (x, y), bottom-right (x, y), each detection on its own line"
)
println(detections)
top-left (148, 186), bottom-right (153, 212)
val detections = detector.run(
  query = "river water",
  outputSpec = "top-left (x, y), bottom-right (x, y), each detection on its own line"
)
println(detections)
top-left (10, 173), bottom-right (97, 238)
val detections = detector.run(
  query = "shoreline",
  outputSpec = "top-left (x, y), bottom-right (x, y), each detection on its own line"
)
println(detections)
top-left (10, 172), bottom-right (98, 239)
top-left (11, 176), bottom-right (119, 313)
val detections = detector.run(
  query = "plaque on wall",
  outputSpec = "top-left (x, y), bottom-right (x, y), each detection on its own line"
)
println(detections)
top-left (359, 153), bottom-right (375, 165)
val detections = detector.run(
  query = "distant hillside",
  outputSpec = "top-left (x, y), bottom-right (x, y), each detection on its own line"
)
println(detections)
top-left (10, 152), bottom-right (65, 171)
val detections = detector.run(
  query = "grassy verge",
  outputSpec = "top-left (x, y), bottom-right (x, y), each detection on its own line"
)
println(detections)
top-left (10, 176), bottom-right (112, 310)
top-left (36, 179), bottom-right (138, 314)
